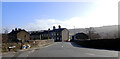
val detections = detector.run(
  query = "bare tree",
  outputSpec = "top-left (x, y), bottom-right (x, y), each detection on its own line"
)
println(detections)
top-left (85, 27), bottom-right (94, 39)
top-left (112, 31), bottom-right (118, 39)
top-left (3, 27), bottom-right (9, 34)
top-left (92, 33), bottom-right (101, 39)
top-left (85, 27), bottom-right (100, 40)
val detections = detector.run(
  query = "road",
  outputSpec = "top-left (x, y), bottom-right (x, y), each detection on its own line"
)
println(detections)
top-left (2, 42), bottom-right (119, 58)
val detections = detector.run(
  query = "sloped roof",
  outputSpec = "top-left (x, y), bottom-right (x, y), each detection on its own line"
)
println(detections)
top-left (30, 28), bottom-right (67, 35)
top-left (8, 29), bottom-right (28, 35)
top-left (52, 28), bottom-right (66, 32)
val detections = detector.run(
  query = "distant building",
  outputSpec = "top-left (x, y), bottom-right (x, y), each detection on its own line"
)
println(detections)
top-left (30, 25), bottom-right (69, 42)
top-left (8, 28), bottom-right (30, 43)
top-left (72, 33), bottom-right (89, 41)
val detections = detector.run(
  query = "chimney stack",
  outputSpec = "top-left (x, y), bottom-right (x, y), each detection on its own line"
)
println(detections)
top-left (48, 28), bottom-right (50, 30)
top-left (12, 29), bottom-right (14, 32)
top-left (58, 25), bottom-right (61, 29)
top-left (18, 28), bottom-right (21, 31)
top-left (53, 26), bottom-right (56, 30)
top-left (15, 28), bottom-right (17, 31)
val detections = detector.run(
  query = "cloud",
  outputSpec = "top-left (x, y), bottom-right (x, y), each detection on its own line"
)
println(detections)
top-left (5, 0), bottom-right (118, 31)
top-left (23, 13), bottom-right (117, 31)
top-left (22, 0), bottom-right (118, 31)
top-left (22, 19), bottom-right (64, 31)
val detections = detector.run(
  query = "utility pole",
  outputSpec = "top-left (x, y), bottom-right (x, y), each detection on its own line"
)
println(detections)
top-left (74, 26), bottom-right (76, 40)
top-left (48, 28), bottom-right (50, 40)
top-left (48, 31), bottom-right (49, 40)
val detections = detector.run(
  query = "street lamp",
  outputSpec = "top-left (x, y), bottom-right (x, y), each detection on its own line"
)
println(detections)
top-left (74, 26), bottom-right (76, 40)
top-left (48, 28), bottom-right (50, 40)
top-left (48, 30), bottom-right (49, 40)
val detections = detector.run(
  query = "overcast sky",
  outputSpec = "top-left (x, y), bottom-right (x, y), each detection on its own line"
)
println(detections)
top-left (2, 0), bottom-right (119, 32)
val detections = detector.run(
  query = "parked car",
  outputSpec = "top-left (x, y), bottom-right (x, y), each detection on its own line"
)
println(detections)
top-left (66, 39), bottom-right (70, 42)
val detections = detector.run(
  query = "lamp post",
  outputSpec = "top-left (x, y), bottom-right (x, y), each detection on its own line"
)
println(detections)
top-left (74, 26), bottom-right (76, 40)
top-left (48, 30), bottom-right (49, 40)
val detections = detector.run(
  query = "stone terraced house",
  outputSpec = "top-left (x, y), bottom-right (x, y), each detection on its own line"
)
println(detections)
top-left (30, 25), bottom-right (69, 42)
top-left (8, 28), bottom-right (30, 43)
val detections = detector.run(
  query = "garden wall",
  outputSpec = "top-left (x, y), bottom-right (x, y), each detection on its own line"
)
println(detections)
top-left (74, 39), bottom-right (120, 50)
top-left (2, 39), bottom-right (54, 52)
top-left (29, 39), bottom-right (54, 47)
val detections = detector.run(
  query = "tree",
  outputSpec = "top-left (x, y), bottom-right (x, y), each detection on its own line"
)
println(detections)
top-left (85, 27), bottom-right (100, 40)
top-left (3, 27), bottom-right (9, 34)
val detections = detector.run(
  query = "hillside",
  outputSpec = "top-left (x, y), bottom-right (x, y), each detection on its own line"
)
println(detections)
top-left (69, 25), bottom-right (118, 39)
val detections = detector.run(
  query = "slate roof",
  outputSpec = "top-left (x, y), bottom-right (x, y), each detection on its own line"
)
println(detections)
top-left (8, 29), bottom-right (28, 35)
top-left (52, 28), bottom-right (66, 32)
top-left (30, 28), bottom-right (67, 35)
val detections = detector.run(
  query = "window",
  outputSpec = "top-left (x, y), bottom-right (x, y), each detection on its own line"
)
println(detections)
top-left (57, 33), bottom-right (59, 36)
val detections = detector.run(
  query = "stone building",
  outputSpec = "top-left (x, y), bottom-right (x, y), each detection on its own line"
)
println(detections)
top-left (8, 28), bottom-right (30, 43)
top-left (30, 25), bottom-right (69, 42)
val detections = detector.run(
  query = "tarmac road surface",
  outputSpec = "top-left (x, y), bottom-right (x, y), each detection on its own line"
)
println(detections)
top-left (2, 42), bottom-right (119, 59)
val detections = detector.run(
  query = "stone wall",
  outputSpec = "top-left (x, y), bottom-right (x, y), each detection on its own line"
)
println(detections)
top-left (29, 39), bottom-right (54, 47)
top-left (2, 43), bottom-right (21, 52)
top-left (74, 39), bottom-right (120, 51)
top-left (2, 39), bottom-right (54, 52)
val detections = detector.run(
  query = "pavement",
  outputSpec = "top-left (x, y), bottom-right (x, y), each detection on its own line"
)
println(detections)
top-left (1, 42), bottom-right (119, 59)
